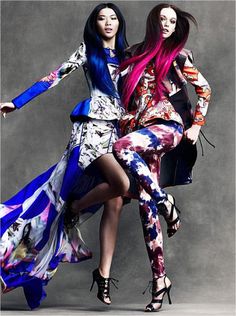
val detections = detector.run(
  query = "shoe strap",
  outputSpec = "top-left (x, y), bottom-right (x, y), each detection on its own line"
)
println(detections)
top-left (109, 277), bottom-right (119, 289)
top-left (97, 276), bottom-right (119, 298)
top-left (151, 298), bottom-right (163, 303)
top-left (142, 280), bottom-right (167, 296)
top-left (142, 281), bottom-right (153, 295)
top-left (152, 286), bottom-right (167, 297)
top-left (167, 216), bottom-right (180, 226)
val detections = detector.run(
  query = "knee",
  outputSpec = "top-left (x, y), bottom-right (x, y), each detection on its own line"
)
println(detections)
top-left (114, 176), bottom-right (130, 196)
top-left (113, 197), bottom-right (123, 213)
top-left (104, 197), bottom-right (123, 215)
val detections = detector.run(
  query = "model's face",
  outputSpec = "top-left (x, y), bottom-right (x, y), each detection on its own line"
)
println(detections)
top-left (160, 7), bottom-right (177, 39)
top-left (96, 8), bottom-right (119, 40)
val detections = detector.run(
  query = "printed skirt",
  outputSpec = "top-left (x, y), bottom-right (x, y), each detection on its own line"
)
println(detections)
top-left (0, 118), bottom-right (119, 309)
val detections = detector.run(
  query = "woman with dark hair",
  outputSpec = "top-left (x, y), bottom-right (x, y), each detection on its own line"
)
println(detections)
top-left (112, 3), bottom-right (211, 312)
top-left (0, 3), bottom-right (129, 309)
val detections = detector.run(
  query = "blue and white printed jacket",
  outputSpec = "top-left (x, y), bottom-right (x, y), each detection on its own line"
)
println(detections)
top-left (12, 43), bottom-right (125, 122)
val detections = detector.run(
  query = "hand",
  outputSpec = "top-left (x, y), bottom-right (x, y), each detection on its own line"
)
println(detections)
top-left (0, 102), bottom-right (16, 118)
top-left (184, 125), bottom-right (201, 145)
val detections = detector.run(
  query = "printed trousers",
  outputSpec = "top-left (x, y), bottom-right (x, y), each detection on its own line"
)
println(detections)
top-left (113, 120), bottom-right (183, 277)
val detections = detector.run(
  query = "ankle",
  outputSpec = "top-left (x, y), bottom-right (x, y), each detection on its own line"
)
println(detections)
top-left (153, 275), bottom-right (171, 290)
top-left (144, 275), bottom-right (172, 312)
top-left (98, 267), bottom-right (110, 279)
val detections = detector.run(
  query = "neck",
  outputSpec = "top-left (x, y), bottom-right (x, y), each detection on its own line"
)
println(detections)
top-left (102, 37), bottom-right (116, 50)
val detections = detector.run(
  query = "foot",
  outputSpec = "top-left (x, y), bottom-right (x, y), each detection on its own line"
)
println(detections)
top-left (90, 268), bottom-right (118, 305)
top-left (97, 269), bottom-right (111, 304)
top-left (145, 275), bottom-right (172, 312)
top-left (158, 194), bottom-right (181, 237)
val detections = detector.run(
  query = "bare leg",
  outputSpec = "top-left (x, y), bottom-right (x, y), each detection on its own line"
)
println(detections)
top-left (97, 197), bottom-right (123, 304)
top-left (72, 154), bottom-right (129, 212)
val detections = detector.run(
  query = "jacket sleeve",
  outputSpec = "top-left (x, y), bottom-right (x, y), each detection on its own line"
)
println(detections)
top-left (182, 52), bottom-right (211, 126)
top-left (12, 43), bottom-right (87, 109)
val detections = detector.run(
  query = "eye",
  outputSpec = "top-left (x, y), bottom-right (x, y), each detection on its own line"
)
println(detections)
top-left (111, 17), bottom-right (117, 20)
top-left (170, 20), bottom-right (176, 24)
top-left (160, 16), bottom-right (166, 22)
top-left (97, 16), bottom-right (105, 21)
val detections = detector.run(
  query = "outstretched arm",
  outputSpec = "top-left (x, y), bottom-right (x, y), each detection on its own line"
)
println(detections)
top-left (0, 43), bottom-right (86, 115)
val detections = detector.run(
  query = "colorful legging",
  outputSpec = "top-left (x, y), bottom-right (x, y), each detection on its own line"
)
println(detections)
top-left (113, 120), bottom-right (183, 277)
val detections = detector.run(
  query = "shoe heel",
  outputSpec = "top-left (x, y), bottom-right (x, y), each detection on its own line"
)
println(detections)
top-left (167, 286), bottom-right (172, 305)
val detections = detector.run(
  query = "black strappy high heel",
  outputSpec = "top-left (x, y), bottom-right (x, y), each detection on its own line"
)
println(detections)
top-left (90, 268), bottom-right (119, 305)
top-left (143, 275), bottom-right (172, 312)
top-left (158, 194), bottom-right (181, 238)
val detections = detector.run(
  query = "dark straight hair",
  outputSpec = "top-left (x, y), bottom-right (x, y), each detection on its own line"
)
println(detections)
top-left (83, 3), bottom-right (128, 97)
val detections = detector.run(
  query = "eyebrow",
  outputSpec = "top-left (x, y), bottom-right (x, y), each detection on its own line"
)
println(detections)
top-left (160, 14), bottom-right (177, 20)
top-left (97, 14), bottom-right (117, 17)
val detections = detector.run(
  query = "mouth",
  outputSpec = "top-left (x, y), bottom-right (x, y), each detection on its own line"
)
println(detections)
top-left (162, 28), bottom-right (169, 34)
top-left (105, 28), bottom-right (113, 32)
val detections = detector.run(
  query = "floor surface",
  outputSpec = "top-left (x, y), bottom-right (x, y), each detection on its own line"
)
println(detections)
top-left (1, 303), bottom-right (235, 316)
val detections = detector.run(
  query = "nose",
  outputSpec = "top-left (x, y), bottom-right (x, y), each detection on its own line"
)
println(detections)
top-left (105, 18), bottom-right (111, 26)
top-left (164, 20), bottom-right (169, 27)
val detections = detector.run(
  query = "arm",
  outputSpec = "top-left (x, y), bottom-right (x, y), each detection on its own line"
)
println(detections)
top-left (182, 52), bottom-right (211, 144)
top-left (0, 43), bottom-right (86, 114)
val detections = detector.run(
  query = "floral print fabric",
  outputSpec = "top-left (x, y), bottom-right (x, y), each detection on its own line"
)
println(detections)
top-left (12, 43), bottom-right (124, 121)
top-left (113, 121), bottom-right (183, 277)
top-left (120, 49), bottom-right (211, 134)
top-left (71, 119), bottom-right (119, 168)
top-left (2, 43), bottom-right (123, 308)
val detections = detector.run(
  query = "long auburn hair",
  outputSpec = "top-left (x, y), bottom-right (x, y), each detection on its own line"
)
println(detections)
top-left (84, 3), bottom-right (128, 97)
top-left (121, 3), bottom-right (197, 108)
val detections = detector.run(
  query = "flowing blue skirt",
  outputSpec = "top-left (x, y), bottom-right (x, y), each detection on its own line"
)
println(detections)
top-left (0, 119), bottom-right (119, 309)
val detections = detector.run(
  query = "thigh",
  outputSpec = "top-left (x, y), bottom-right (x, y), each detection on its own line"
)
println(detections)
top-left (115, 122), bottom-right (182, 156)
top-left (114, 125), bottom-right (167, 156)
top-left (95, 153), bottom-right (128, 186)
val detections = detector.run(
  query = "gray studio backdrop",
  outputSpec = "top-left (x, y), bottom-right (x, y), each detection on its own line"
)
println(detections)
top-left (1, 0), bottom-right (235, 309)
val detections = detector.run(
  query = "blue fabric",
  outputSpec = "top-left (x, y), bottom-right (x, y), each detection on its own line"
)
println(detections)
top-left (35, 203), bottom-right (58, 251)
top-left (23, 278), bottom-right (47, 310)
top-left (60, 146), bottom-right (83, 199)
top-left (21, 191), bottom-right (49, 220)
top-left (6, 260), bottom-right (35, 274)
top-left (53, 213), bottom-right (64, 260)
top-left (0, 135), bottom-right (103, 309)
top-left (0, 145), bottom-right (92, 308)
top-left (1, 268), bottom-right (47, 310)
top-left (4, 165), bottom-right (56, 205)
top-left (12, 81), bottom-right (51, 109)
top-left (103, 48), bottom-right (119, 65)
top-left (1, 205), bottom-right (23, 237)
top-left (70, 98), bottom-right (91, 122)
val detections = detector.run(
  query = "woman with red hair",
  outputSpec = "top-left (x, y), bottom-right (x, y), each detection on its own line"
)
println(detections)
top-left (113, 3), bottom-right (211, 312)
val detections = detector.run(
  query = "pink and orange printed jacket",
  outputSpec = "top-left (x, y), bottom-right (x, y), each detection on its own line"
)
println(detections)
top-left (120, 48), bottom-right (211, 134)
